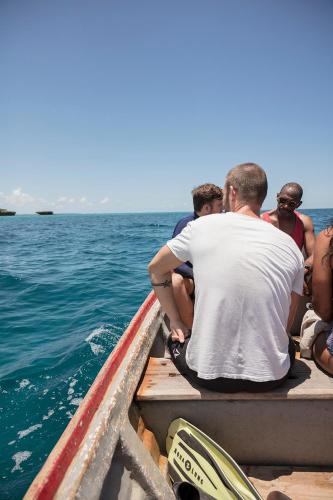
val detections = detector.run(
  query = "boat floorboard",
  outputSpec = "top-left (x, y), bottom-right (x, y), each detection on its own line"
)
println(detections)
top-left (136, 356), bottom-right (333, 400)
top-left (244, 466), bottom-right (333, 499)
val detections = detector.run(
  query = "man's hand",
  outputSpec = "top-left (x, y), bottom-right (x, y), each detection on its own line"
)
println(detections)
top-left (303, 265), bottom-right (312, 296)
top-left (170, 319), bottom-right (190, 343)
top-left (287, 291), bottom-right (301, 334)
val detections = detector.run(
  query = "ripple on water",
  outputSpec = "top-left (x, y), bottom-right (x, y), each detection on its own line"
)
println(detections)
top-left (1, 210), bottom-right (332, 499)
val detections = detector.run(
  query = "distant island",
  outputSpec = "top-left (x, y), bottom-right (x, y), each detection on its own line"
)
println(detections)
top-left (0, 208), bottom-right (16, 216)
top-left (0, 209), bottom-right (55, 216)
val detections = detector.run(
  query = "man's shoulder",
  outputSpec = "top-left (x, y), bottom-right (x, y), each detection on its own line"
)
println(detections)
top-left (180, 212), bottom-right (196, 223)
top-left (296, 211), bottom-right (314, 228)
top-left (261, 209), bottom-right (277, 220)
top-left (173, 213), bottom-right (196, 237)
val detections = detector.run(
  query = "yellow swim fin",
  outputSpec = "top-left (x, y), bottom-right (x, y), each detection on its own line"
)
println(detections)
top-left (166, 418), bottom-right (263, 500)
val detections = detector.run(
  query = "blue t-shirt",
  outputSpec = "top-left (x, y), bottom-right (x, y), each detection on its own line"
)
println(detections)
top-left (172, 212), bottom-right (199, 279)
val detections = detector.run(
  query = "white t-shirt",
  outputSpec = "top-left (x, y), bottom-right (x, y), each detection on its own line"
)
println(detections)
top-left (167, 212), bottom-right (304, 382)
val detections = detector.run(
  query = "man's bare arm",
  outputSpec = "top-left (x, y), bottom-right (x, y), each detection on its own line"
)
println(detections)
top-left (287, 291), bottom-right (301, 334)
top-left (302, 214), bottom-right (315, 264)
top-left (300, 215), bottom-right (315, 295)
top-left (312, 229), bottom-right (333, 322)
top-left (148, 245), bottom-right (189, 342)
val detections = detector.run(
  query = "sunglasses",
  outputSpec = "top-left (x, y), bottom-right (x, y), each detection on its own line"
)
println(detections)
top-left (277, 197), bottom-right (299, 208)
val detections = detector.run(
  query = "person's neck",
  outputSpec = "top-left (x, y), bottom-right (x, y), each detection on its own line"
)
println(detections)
top-left (234, 202), bottom-right (261, 219)
top-left (277, 208), bottom-right (295, 221)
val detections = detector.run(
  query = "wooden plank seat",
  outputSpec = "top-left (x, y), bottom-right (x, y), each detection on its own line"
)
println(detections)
top-left (136, 357), bottom-right (333, 466)
top-left (244, 466), bottom-right (333, 499)
top-left (137, 356), bottom-right (333, 401)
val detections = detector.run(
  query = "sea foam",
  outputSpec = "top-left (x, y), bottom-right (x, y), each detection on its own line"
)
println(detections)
top-left (85, 325), bottom-right (109, 342)
top-left (17, 424), bottom-right (42, 439)
top-left (11, 451), bottom-right (32, 473)
top-left (85, 326), bottom-right (108, 355)
top-left (15, 379), bottom-right (30, 391)
top-left (42, 409), bottom-right (54, 421)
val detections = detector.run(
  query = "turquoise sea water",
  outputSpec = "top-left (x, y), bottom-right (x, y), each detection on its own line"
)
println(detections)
top-left (0, 209), bottom-right (332, 499)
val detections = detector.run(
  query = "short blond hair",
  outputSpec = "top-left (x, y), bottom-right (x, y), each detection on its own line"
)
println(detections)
top-left (226, 163), bottom-right (267, 205)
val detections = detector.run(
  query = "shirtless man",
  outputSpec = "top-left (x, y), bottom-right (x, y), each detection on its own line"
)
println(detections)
top-left (261, 182), bottom-right (315, 293)
top-left (172, 183), bottom-right (223, 329)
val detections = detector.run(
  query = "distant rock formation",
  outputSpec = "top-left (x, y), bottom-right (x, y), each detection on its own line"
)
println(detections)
top-left (36, 211), bottom-right (54, 215)
top-left (0, 208), bottom-right (16, 216)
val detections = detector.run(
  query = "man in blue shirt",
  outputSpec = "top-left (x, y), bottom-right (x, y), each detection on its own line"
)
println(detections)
top-left (172, 183), bottom-right (223, 328)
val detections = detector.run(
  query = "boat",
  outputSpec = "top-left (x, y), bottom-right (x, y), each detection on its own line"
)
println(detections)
top-left (36, 211), bottom-right (54, 215)
top-left (0, 208), bottom-right (16, 216)
top-left (25, 292), bottom-right (333, 499)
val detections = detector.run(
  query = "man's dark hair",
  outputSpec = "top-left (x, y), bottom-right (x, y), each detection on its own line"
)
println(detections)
top-left (191, 183), bottom-right (223, 212)
top-left (226, 163), bottom-right (267, 205)
top-left (280, 182), bottom-right (303, 201)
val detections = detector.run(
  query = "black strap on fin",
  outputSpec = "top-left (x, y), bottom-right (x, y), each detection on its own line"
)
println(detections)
top-left (177, 429), bottom-right (242, 499)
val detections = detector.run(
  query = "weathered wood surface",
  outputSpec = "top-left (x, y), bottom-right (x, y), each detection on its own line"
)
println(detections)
top-left (136, 356), bottom-right (333, 400)
top-left (244, 466), bottom-right (333, 499)
top-left (24, 295), bottom-right (173, 500)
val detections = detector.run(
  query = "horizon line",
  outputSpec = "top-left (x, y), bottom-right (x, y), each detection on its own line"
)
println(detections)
top-left (3, 207), bottom-right (333, 216)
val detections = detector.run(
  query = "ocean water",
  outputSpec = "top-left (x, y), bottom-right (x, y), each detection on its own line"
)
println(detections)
top-left (0, 209), bottom-right (332, 499)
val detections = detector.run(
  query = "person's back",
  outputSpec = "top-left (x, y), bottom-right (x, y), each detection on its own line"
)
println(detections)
top-left (175, 211), bottom-right (303, 381)
top-left (149, 163), bottom-right (304, 392)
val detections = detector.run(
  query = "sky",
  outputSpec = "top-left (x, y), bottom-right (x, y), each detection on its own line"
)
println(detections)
top-left (1, 0), bottom-right (332, 213)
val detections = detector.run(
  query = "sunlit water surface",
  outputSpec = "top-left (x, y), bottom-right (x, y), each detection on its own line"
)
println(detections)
top-left (0, 209), bottom-right (332, 498)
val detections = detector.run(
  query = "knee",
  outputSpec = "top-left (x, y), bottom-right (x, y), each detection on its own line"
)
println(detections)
top-left (312, 332), bottom-right (333, 375)
top-left (172, 273), bottom-right (185, 290)
top-left (312, 331), bottom-right (327, 358)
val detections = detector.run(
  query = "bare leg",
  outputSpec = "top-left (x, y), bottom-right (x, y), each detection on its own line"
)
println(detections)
top-left (172, 273), bottom-right (194, 329)
top-left (312, 332), bottom-right (333, 375)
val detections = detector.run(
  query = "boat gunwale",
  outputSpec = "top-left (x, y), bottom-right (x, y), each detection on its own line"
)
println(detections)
top-left (25, 291), bottom-right (157, 500)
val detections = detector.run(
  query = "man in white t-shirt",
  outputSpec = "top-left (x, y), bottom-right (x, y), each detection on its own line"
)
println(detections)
top-left (148, 163), bottom-right (304, 392)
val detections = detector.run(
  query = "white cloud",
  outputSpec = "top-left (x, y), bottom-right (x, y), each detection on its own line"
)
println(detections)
top-left (54, 197), bottom-right (75, 209)
top-left (6, 187), bottom-right (35, 206)
top-left (1, 189), bottom-right (100, 213)
top-left (100, 197), bottom-right (109, 204)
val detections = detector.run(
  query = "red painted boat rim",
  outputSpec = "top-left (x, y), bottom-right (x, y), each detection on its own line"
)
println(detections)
top-left (26, 291), bottom-right (157, 500)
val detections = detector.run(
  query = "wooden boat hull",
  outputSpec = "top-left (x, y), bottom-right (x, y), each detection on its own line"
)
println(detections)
top-left (25, 292), bottom-right (172, 499)
top-left (25, 293), bottom-right (333, 499)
